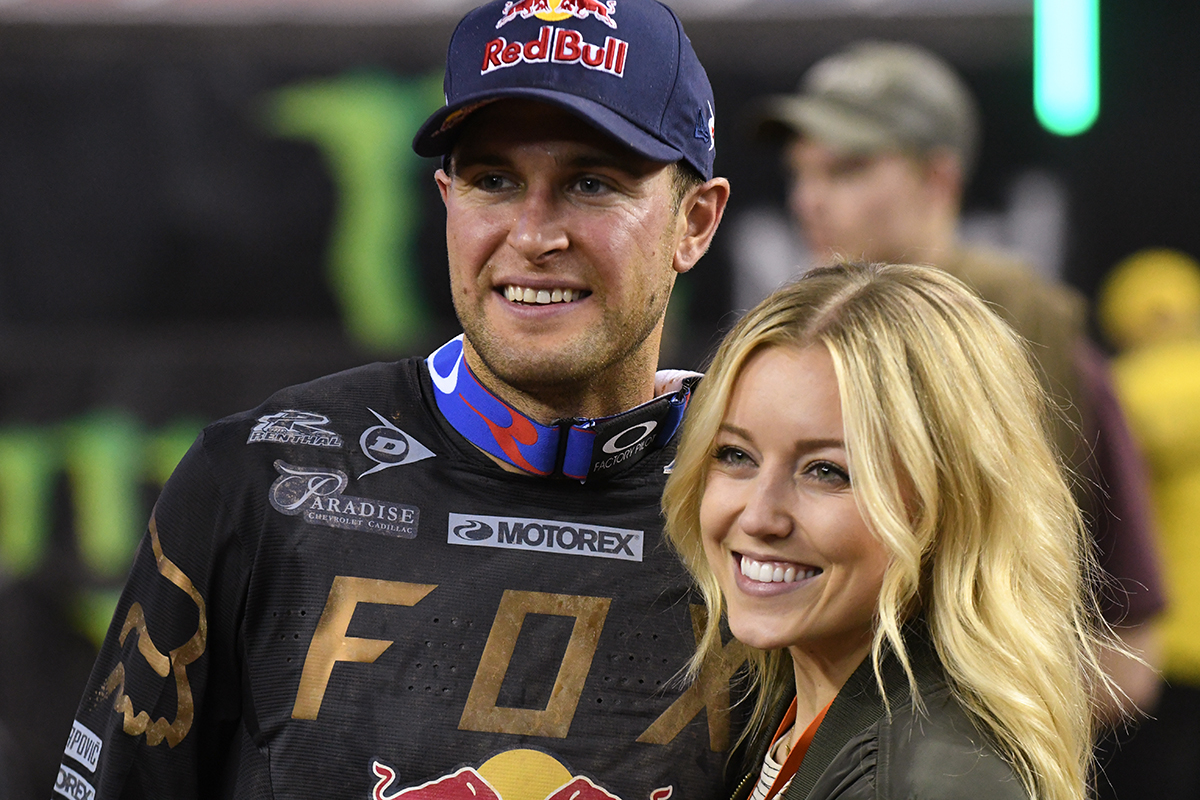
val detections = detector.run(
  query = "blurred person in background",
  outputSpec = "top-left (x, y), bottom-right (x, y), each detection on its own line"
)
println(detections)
top-left (1096, 248), bottom-right (1200, 799)
top-left (750, 41), bottom-right (1164, 725)
top-left (54, 0), bottom-right (732, 798)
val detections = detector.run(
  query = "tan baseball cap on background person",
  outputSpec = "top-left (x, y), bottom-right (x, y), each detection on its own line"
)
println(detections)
top-left (752, 41), bottom-right (981, 176)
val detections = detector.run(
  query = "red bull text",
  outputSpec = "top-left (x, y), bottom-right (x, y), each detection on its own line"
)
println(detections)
top-left (482, 26), bottom-right (628, 78)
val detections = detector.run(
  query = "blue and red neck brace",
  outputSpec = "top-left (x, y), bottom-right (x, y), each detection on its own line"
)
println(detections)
top-left (426, 335), bottom-right (694, 481)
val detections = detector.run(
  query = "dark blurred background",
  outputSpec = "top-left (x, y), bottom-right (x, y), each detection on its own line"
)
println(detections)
top-left (2, 0), bottom-right (1197, 795)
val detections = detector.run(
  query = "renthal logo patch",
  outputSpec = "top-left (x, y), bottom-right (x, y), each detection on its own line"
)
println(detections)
top-left (448, 512), bottom-right (642, 562)
top-left (248, 410), bottom-right (344, 448)
top-left (482, 26), bottom-right (628, 78)
top-left (358, 408), bottom-right (437, 478)
top-left (54, 764), bottom-right (96, 800)
top-left (496, 0), bottom-right (617, 29)
top-left (371, 749), bottom-right (643, 799)
top-left (63, 721), bottom-right (102, 772)
top-left (269, 461), bottom-right (418, 539)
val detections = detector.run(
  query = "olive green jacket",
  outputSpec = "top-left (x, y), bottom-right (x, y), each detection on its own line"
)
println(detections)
top-left (728, 636), bottom-right (1027, 800)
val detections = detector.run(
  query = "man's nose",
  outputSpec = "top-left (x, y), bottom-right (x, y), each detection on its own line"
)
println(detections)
top-left (507, 184), bottom-right (570, 263)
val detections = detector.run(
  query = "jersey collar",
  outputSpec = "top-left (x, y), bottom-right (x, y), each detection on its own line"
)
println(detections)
top-left (426, 335), bottom-right (694, 481)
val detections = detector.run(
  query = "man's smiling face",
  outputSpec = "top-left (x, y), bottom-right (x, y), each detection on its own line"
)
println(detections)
top-left (436, 99), bottom-right (691, 419)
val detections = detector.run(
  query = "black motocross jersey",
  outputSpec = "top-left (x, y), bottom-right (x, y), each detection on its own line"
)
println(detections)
top-left (56, 353), bottom-right (737, 800)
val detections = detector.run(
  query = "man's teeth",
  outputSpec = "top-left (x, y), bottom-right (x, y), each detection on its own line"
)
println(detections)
top-left (504, 286), bottom-right (583, 305)
top-left (740, 555), bottom-right (820, 584)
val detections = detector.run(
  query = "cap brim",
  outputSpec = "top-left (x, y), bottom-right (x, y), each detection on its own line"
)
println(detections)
top-left (413, 87), bottom-right (684, 165)
top-left (750, 95), bottom-right (900, 153)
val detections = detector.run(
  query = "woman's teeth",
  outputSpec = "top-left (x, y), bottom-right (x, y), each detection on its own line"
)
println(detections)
top-left (503, 286), bottom-right (584, 305)
top-left (740, 555), bottom-right (820, 584)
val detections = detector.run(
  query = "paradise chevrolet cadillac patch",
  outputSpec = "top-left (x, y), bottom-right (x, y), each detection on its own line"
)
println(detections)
top-left (269, 461), bottom-right (418, 538)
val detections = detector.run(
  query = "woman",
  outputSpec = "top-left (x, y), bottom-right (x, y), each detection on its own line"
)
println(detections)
top-left (664, 263), bottom-right (1116, 800)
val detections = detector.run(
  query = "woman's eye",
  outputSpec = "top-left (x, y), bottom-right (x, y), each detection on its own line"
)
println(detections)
top-left (806, 461), bottom-right (850, 486)
top-left (712, 445), bottom-right (752, 468)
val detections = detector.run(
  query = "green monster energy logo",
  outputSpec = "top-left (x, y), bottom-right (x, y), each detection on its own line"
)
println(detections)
top-left (264, 70), bottom-right (444, 353)
top-left (0, 71), bottom-right (447, 646)
top-left (0, 413), bottom-right (199, 645)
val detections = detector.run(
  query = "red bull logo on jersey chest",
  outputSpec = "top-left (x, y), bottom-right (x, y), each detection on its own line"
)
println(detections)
top-left (371, 750), bottom-right (673, 800)
top-left (482, 25), bottom-right (628, 78)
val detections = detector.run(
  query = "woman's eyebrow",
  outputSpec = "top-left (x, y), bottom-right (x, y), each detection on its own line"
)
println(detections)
top-left (716, 423), bottom-right (844, 452)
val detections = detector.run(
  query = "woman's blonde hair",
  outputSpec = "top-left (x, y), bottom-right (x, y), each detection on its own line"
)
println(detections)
top-left (664, 263), bottom-right (1113, 800)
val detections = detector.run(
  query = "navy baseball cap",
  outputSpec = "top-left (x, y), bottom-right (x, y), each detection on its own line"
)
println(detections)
top-left (412, 0), bottom-right (717, 180)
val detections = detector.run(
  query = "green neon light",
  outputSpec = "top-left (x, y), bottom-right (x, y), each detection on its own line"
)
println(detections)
top-left (266, 71), bottom-right (444, 353)
top-left (65, 412), bottom-right (145, 579)
top-left (0, 429), bottom-right (57, 576)
top-left (1034, 0), bottom-right (1100, 136)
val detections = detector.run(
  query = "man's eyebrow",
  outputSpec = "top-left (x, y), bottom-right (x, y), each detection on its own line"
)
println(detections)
top-left (449, 150), bottom-right (510, 173)
top-left (451, 147), bottom-right (656, 176)
top-left (567, 152), bottom-right (657, 175)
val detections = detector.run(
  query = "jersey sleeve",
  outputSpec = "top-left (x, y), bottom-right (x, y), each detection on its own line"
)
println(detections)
top-left (55, 427), bottom-right (250, 800)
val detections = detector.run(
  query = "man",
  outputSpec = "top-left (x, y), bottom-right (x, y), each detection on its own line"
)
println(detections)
top-left (55, 2), bottom-right (732, 798)
top-left (753, 41), bottom-right (1163, 722)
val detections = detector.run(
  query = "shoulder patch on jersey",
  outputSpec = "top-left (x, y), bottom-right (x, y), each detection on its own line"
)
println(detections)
top-left (269, 461), bottom-right (419, 539)
top-left (359, 408), bottom-right (437, 478)
top-left (55, 763), bottom-right (96, 800)
top-left (448, 512), bottom-right (643, 562)
top-left (63, 721), bottom-right (102, 772)
top-left (247, 410), bottom-right (344, 448)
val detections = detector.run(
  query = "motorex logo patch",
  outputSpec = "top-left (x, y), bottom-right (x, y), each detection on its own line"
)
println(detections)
top-left (448, 512), bottom-right (642, 562)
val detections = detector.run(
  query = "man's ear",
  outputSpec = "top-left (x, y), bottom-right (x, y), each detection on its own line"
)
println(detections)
top-left (435, 168), bottom-right (452, 205)
top-left (673, 177), bottom-right (731, 275)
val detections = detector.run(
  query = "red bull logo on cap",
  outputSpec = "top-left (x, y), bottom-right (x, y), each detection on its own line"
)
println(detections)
top-left (496, 0), bottom-right (617, 30)
top-left (481, 25), bottom-right (628, 78)
top-left (371, 750), bottom-right (672, 800)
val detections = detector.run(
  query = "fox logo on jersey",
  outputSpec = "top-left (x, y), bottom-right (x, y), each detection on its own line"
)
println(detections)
top-left (370, 750), bottom-right (667, 800)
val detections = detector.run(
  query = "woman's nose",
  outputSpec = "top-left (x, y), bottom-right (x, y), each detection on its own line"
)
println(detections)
top-left (738, 473), bottom-right (794, 540)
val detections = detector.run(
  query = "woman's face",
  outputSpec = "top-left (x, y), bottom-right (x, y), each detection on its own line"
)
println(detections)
top-left (700, 344), bottom-right (890, 661)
